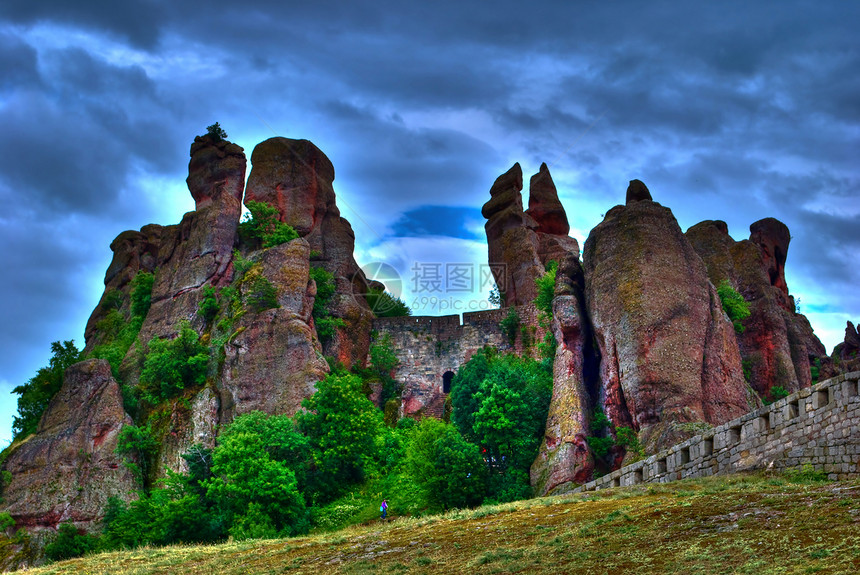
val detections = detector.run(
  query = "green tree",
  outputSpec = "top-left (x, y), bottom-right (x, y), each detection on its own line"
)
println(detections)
top-left (717, 279), bottom-right (751, 333)
top-left (206, 122), bottom-right (228, 141)
top-left (296, 374), bottom-right (382, 502)
top-left (139, 322), bottom-right (209, 404)
top-left (499, 309), bottom-right (520, 346)
top-left (405, 419), bottom-right (487, 510)
top-left (238, 201), bottom-right (299, 249)
top-left (115, 423), bottom-right (160, 487)
top-left (204, 430), bottom-right (308, 538)
top-left (12, 340), bottom-right (82, 439)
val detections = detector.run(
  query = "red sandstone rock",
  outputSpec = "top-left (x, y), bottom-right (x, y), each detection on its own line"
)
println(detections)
top-left (244, 137), bottom-right (373, 367)
top-left (584, 189), bottom-right (748, 452)
top-left (219, 239), bottom-right (329, 419)
top-left (186, 134), bottom-right (246, 210)
top-left (531, 255), bottom-right (597, 495)
top-left (686, 219), bottom-right (829, 398)
top-left (526, 163), bottom-right (570, 236)
top-left (482, 164), bottom-right (545, 306)
top-left (625, 179), bottom-right (652, 203)
top-left (1, 360), bottom-right (137, 534)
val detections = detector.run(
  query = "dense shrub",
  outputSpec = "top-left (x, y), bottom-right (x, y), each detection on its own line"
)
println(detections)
top-left (717, 280), bottom-right (750, 333)
top-left (115, 423), bottom-right (160, 487)
top-left (534, 260), bottom-right (557, 315)
top-left (405, 419), bottom-right (487, 510)
top-left (365, 287), bottom-right (411, 317)
top-left (499, 308), bottom-right (520, 347)
top-left (309, 266), bottom-right (345, 344)
top-left (139, 322), bottom-right (209, 404)
top-left (130, 271), bottom-right (155, 319)
top-left (44, 522), bottom-right (99, 562)
top-left (296, 374), bottom-right (382, 503)
top-left (197, 285), bottom-right (220, 322)
top-left (238, 201), bottom-right (299, 249)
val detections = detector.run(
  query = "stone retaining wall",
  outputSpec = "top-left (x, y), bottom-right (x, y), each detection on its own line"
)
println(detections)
top-left (577, 371), bottom-right (860, 491)
top-left (373, 304), bottom-right (547, 416)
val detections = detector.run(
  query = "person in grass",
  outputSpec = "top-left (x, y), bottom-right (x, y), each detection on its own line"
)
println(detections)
top-left (380, 499), bottom-right (388, 521)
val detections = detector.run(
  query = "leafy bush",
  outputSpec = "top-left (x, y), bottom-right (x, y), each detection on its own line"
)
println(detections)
top-left (12, 340), bottom-right (82, 439)
top-left (365, 287), bottom-right (411, 317)
top-left (534, 260), bottom-right (557, 315)
top-left (139, 322), bottom-right (209, 404)
top-left (115, 423), bottom-right (160, 487)
top-left (205, 423), bottom-right (309, 538)
top-left (767, 385), bottom-right (789, 404)
top-left (102, 289), bottom-right (124, 310)
top-left (197, 285), bottom-right (220, 322)
top-left (239, 201), bottom-right (299, 249)
top-left (44, 522), bottom-right (99, 562)
top-left (499, 308), bottom-right (520, 346)
top-left (810, 358), bottom-right (821, 384)
top-left (717, 280), bottom-right (750, 333)
top-left (405, 419), bottom-right (487, 510)
top-left (243, 271), bottom-right (279, 313)
top-left (309, 265), bottom-right (345, 344)
top-left (369, 333), bottom-right (399, 376)
top-left (130, 271), bottom-right (155, 319)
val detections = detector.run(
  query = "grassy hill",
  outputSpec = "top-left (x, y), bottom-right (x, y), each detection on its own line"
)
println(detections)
top-left (17, 472), bottom-right (860, 575)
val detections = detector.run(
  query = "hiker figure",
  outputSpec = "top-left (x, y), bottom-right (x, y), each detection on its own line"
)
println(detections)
top-left (380, 499), bottom-right (388, 521)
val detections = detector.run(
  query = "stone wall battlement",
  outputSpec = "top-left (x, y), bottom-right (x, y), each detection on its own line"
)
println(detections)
top-left (372, 303), bottom-right (547, 417)
top-left (576, 371), bottom-right (860, 492)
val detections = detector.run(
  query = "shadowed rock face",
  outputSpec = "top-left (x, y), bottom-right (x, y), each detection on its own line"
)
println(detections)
top-left (583, 191), bottom-right (748, 452)
top-left (482, 163), bottom-right (544, 306)
top-left (483, 163), bottom-right (579, 306)
top-left (186, 134), bottom-right (247, 210)
top-left (245, 137), bottom-right (373, 367)
top-left (1, 360), bottom-right (136, 533)
top-left (531, 255), bottom-right (598, 496)
top-left (686, 219), bottom-right (828, 398)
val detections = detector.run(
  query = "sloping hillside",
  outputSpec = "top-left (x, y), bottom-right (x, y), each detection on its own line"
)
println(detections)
top-left (16, 472), bottom-right (860, 575)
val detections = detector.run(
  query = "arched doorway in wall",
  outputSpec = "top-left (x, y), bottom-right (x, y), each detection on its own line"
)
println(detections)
top-left (442, 371), bottom-right (455, 394)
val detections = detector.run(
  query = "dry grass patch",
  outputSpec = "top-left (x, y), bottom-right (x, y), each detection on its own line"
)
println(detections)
top-left (16, 472), bottom-right (860, 575)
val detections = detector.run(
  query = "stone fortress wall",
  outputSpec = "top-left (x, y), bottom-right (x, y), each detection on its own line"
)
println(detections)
top-left (577, 371), bottom-right (860, 492)
top-left (372, 303), bottom-right (547, 416)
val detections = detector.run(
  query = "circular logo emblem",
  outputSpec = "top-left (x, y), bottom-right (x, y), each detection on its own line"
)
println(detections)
top-left (354, 262), bottom-right (404, 315)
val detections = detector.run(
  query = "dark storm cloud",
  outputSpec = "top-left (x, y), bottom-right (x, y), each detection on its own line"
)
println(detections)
top-left (1, 1), bottom-right (858, 442)
top-left (0, 0), bottom-right (163, 48)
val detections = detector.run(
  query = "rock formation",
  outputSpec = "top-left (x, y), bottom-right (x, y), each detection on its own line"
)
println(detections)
top-left (686, 219), bottom-right (828, 398)
top-left (833, 321), bottom-right (860, 373)
top-left (530, 254), bottom-right (598, 495)
top-left (482, 163), bottom-right (544, 306)
top-left (583, 182), bottom-right (749, 452)
top-left (245, 137), bottom-right (373, 366)
top-left (1, 360), bottom-right (136, 535)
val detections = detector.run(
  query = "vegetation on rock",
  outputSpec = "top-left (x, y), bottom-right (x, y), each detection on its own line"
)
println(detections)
top-left (238, 201), bottom-right (299, 249)
top-left (717, 279), bottom-right (751, 333)
top-left (309, 265), bottom-right (345, 344)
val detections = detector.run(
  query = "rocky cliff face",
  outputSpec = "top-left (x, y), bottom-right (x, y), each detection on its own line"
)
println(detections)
top-left (1, 360), bottom-right (136, 537)
top-left (686, 218), bottom-right (828, 398)
top-left (530, 254), bottom-right (598, 495)
top-left (583, 181), bottom-right (749, 453)
top-left (245, 137), bottom-right (373, 367)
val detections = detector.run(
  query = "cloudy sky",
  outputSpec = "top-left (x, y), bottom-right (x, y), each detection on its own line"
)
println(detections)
top-left (1, 1), bottom-right (858, 445)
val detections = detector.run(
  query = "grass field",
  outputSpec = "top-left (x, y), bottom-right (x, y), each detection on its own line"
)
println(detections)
top-left (16, 472), bottom-right (860, 574)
